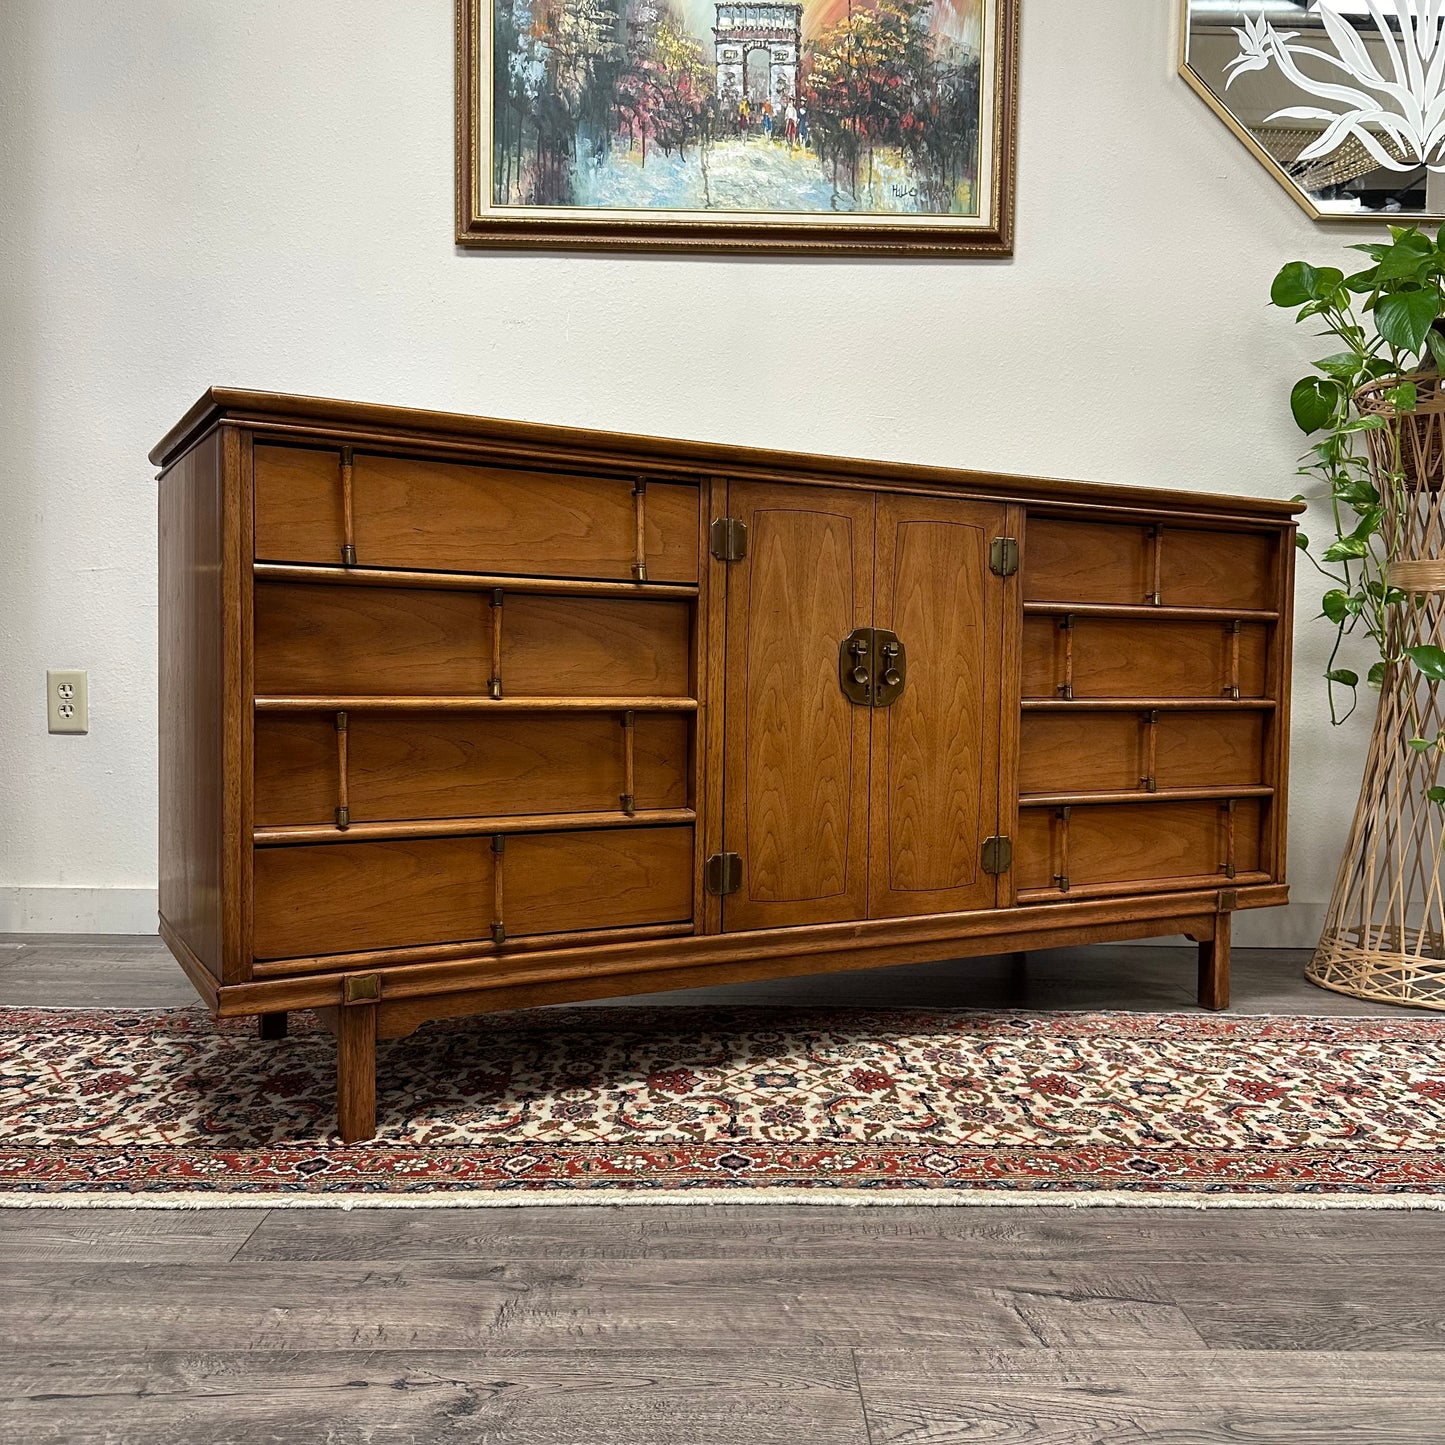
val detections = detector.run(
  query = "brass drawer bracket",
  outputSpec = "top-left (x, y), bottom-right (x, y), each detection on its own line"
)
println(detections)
top-left (706, 852), bottom-right (743, 896)
top-left (989, 537), bottom-right (1019, 577)
top-left (343, 973), bottom-right (380, 1005)
top-left (710, 517), bottom-right (748, 563)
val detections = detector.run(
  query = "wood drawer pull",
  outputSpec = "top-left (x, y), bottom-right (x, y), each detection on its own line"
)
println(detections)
top-left (491, 833), bottom-right (506, 945)
top-left (1148, 523), bottom-right (1164, 606)
top-left (632, 479), bottom-right (648, 583)
top-left (334, 710), bottom-right (350, 830)
top-left (488, 588), bottom-right (504, 700)
top-left (620, 710), bottom-right (636, 816)
top-left (339, 447), bottom-right (356, 567)
top-left (1054, 806), bottom-right (1072, 893)
top-left (1057, 614), bottom-right (1074, 700)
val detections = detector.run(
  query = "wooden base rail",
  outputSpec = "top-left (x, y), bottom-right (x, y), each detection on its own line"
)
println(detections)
top-left (1021, 697), bottom-right (1277, 712)
top-left (256, 561), bottom-right (698, 599)
top-left (255, 695), bottom-right (699, 712)
top-left (1022, 602), bottom-right (1279, 623)
top-left (255, 808), bottom-right (697, 846)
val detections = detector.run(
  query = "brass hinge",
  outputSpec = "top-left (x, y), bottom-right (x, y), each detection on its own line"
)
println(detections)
top-left (705, 852), bottom-right (743, 896)
top-left (989, 536), bottom-right (1019, 577)
top-left (709, 517), bottom-right (748, 562)
top-left (981, 835), bottom-right (1013, 875)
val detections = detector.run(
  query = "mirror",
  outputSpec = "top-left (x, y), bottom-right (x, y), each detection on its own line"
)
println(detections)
top-left (1180, 1), bottom-right (1445, 220)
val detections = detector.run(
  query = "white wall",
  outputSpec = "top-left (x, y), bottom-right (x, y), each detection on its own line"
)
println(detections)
top-left (0, 0), bottom-right (1376, 943)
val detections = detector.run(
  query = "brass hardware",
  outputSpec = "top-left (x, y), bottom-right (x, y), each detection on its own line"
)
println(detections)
top-left (620, 795), bottom-right (636, 815)
top-left (709, 517), bottom-right (748, 562)
top-left (632, 563), bottom-right (649, 582)
top-left (491, 922), bottom-right (507, 945)
top-left (335, 805), bottom-right (350, 829)
top-left (340, 544), bottom-right (357, 567)
top-left (336, 710), bottom-right (349, 732)
top-left (981, 835), bottom-right (1013, 875)
top-left (989, 536), bottom-right (1019, 577)
top-left (1219, 889), bottom-right (1238, 912)
top-left (706, 852), bottom-right (743, 896)
top-left (343, 973), bottom-right (380, 1004)
top-left (838, 628), bottom-right (907, 708)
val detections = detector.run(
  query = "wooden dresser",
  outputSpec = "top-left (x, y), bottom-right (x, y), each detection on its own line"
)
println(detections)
top-left (154, 390), bottom-right (1298, 1140)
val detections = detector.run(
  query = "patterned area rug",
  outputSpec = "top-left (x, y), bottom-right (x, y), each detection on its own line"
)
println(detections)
top-left (3, 1005), bottom-right (1445, 1206)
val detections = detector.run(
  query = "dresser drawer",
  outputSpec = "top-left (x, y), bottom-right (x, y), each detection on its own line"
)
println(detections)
top-left (254, 711), bottom-right (690, 826)
top-left (252, 825), bottom-right (694, 961)
top-left (1019, 710), bottom-right (1267, 795)
top-left (1015, 799), bottom-right (1263, 895)
top-left (1024, 517), bottom-right (1275, 611)
top-left (253, 582), bottom-right (692, 698)
top-left (253, 444), bottom-right (699, 583)
top-left (1021, 616), bottom-right (1269, 700)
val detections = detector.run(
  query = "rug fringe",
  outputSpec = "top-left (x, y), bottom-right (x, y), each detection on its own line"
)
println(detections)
top-left (1, 1188), bottom-right (1444, 1210)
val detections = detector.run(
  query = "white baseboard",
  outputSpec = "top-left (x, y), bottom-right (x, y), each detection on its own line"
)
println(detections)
top-left (0, 887), bottom-right (159, 935)
top-left (0, 886), bottom-right (1324, 950)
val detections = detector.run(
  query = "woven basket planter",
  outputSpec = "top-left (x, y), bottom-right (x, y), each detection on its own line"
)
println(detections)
top-left (1307, 374), bottom-right (1445, 1009)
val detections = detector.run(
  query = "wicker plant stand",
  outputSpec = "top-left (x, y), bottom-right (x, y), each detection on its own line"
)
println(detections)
top-left (1308, 375), bottom-right (1445, 1010)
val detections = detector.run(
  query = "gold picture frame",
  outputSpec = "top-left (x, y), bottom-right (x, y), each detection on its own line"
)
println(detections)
top-left (456, 0), bottom-right (1019, 255)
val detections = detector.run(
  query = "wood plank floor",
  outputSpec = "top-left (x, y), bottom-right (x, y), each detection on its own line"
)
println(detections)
top-left (2, 936), bottom-right (1442, 1443)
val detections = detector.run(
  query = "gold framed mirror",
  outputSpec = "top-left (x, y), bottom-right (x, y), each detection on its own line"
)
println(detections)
top-left (1179, 1), bottom-right (1445, 222)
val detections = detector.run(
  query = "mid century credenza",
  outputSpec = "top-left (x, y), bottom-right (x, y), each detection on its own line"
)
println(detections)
top-left (154, 390), bottom-right (1298, 1141)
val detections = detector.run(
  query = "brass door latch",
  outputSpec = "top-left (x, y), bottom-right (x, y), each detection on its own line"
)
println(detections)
top-left (838, 628), bottom-right (907, 708)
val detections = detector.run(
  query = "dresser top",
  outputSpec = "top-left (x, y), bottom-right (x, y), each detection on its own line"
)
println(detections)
top-left (152, 387), bottom-right (1303, 521)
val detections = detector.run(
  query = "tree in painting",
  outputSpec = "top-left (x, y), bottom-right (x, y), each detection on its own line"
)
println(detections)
top-left (491, 0), bottom-right (986, 215)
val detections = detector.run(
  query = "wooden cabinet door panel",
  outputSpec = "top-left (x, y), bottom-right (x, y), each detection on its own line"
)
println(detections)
top-left (869, 495), bottom-right (1006, 918)
top-left (253, 444), bottom-right (699, 583)
top-left (1018, 711), bottom-right (1268, 795)
top-left (254, 712), bottom-right (689, 826)
top-left (254, 582), bottom-right (691, 698)
top-left (722, 484), bottom-right (874, 932)
top-left (1024, 518), bottom-right (1152, 604)
top-left (1021, 617), bottom-right (1269, 700)
top-left (253, 826), bottom-right (693, 962)
top-left (1015, 799), bottom-right (1263, 894)
top-left (1161, 529), bottom-right (1275, 611)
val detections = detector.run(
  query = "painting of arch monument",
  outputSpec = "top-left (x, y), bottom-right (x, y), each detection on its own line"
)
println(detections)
top-left (490, 0), bottom-right (990, 216)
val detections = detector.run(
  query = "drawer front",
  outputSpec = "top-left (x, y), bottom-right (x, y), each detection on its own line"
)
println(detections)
top-left (1022, 616), bottom-right (1269, 700)
top-left (1025, 518), bottom-right (1275, 611)
top-left (252, 825), bottom-right (693, 961)
top-left (254, 711), bottom-right (689, 826)
top-left (253, 444), bottom-right (699, 583)
top-left (1018, 710), bottom-right (1267, 795)
top-left (1015, 799), bottom-right (1263, 894)
top-left (254, 582), bottom-right (692, 698)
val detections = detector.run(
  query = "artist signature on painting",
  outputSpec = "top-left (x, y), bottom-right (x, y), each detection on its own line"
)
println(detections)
top-left (889, 184), bottom-right (919, 201)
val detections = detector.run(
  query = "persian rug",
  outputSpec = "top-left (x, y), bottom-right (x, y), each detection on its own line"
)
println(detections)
top-left (2, 1005), bottom-right (1445, 1207)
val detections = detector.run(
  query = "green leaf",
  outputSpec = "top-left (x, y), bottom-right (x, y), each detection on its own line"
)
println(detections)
top-left (1375, 233), bottom-right (1434, 280)
top-left (1321, 588), bottom-right (1353, 623)
top-left (1368, 660), bottom-right (1387, 687)
top-left (1409, 737), bottom-right (1433, 752)
top-left (1296, 533), bottom-right (1310, 551)
top-left (1272, 261), bottom-right (1319, 308)
top-left (1385, 379), bottom-right (1419, 412)
top-left (1291, 376), bottom-right (1336, 433)
top-left (1407, 644), bottom-right (1445, 680)
top-left (1322, 534), bottom-right (1370, 561)
top-left (1428, 786), bottom-right (1445, 806)
top-left (1349, 242), bottom-right (1391, 260)
top-left (1375, 288), bottom-right (1442, 355)
top-left (1310, 265), bottom-right (1346, 298)
top-left (1314, 351), bottom-right (1361, 381)
top-left (1345, 268), bottom-right (1379, 294)
top-left (1327, 668), bottom-right (1360, 686)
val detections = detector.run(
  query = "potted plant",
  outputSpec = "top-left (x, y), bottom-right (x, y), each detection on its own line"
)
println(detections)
top-left (1270, 224), bottom-right (1445, 1009)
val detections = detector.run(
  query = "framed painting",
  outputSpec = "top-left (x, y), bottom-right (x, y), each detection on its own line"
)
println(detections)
top-left (456, 0), bottom-right (1018, 255)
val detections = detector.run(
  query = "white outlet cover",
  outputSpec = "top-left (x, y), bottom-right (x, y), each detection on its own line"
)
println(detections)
top-left (47, 669), bottom-right (88, 734)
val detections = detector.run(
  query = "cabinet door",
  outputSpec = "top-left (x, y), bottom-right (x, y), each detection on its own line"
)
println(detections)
top-left (869, 495), bottom-right (1009, 918)
top-left (722, 483), bottom-right (874, 932)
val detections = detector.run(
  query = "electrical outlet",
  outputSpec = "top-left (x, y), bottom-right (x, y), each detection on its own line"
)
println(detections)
top-left (47, 669), bottom-right (88, 734)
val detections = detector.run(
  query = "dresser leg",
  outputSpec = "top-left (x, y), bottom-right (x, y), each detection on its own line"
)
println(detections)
top-left (258, 1011), bottom-right (287, 1041)
top-left (336, 1004), bottom-right (377, 1144)
top-left (1197, 910), bottom-right (1231, 1012)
